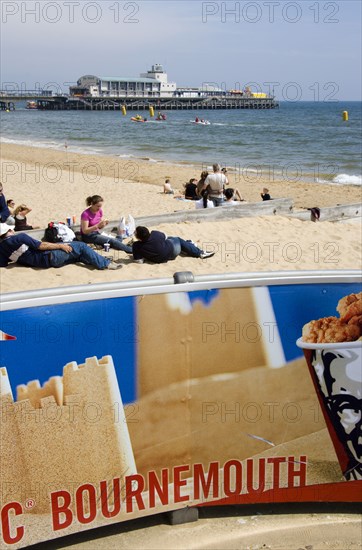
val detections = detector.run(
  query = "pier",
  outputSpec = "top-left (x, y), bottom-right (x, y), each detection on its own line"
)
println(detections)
top-left (0, 101), bottom-right (15, 111)
top-left (34, 95), bottom-right (278, 111)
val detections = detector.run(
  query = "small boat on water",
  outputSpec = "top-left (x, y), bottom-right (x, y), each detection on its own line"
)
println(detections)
top-left (190, 119), bottom-right (210, 125)
top-left (26, 101), bottom-right (38, 110)
top-left (155, 113), bottom-right (167, 121)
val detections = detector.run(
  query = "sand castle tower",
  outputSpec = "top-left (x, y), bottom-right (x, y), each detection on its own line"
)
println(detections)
top-left (0, 356), bottom-right (136, 514)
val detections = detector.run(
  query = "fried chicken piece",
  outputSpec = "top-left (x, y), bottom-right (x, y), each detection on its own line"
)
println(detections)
top-left (302, 316), bottom-right (361, 344)
top-left (337, 292), bottom-right (362, 320)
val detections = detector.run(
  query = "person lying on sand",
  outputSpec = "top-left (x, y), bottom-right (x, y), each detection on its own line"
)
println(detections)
top-left (132, 226), bottom-right (215, 264)
top-left (0, 224), bottom-right (123, 270)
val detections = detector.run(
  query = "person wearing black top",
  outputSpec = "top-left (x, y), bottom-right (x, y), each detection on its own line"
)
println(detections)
top-left (184, 178), bottom-right (198, 200)
top-left (132, 226), bottom-right (215, 263)
top-left (0, 183), bottom-right (10, 223)
top-left (261, 187), bottom-right (271, 201)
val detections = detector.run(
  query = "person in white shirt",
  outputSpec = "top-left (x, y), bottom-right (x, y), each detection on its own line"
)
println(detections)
top-left (195, 189), bottom-right (215, 209)
top-left (202, 163), bottom-right (228, 206)
top-left (223, 188), bottom-right (241, 205)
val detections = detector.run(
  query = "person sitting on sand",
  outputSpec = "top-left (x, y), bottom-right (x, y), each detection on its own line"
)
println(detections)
top-left (184, 178), bottom-right (198, 200)
top-left (223, 187), bottom-right (245, 203)
top-left (6, 199), bottom-right (15, 225)
top-left (163, 179), bottom-right (174, 194)
top-left (7, 199), bottom-right (15, 215)
top-left (223, 188), bottom-right (239, 205)
top-left (13, 204), bottom-right (40, 231)
top-left (132, 226), bottom-right (215, 264)
top-left (195, 189), bottom-right (215, 209)
top-left (261, 187), bottom-right (271, 201)
top-left (197, 171), bottom-right (209, 197)
top-left (0, 223), bottom-right (122, 270)
top-left (81, 195), bottom-right (132, 254)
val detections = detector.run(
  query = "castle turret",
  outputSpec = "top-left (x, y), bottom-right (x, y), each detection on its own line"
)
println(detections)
top-left (0, 356), bottom-right (137, 514)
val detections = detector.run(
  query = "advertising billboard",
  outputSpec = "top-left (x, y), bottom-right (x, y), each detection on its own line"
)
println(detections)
top-left (0, 272), bottom-right (361, 548)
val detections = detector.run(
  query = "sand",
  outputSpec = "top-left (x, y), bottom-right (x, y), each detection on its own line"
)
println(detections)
top-left (0, 143), bottom-right (361, 294)
top-left (52, 508), bottom-right (362, 550)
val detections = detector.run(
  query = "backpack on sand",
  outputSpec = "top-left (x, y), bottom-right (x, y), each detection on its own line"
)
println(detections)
top-left (43, 222), bottom-right (75, 243)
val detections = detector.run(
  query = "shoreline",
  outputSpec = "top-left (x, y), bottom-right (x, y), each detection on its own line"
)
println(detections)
top-left (0, 142), bottom-right (362, 223)
top-left (1, 138), bottom-right (361, 187)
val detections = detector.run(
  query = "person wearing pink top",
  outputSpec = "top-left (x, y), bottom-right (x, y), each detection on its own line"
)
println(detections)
top-left (80, 195), bottom-right (132, 254)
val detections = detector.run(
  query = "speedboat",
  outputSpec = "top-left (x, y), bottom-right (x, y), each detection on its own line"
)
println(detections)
top-left (191, 119), bottom-right (210, 125)
top-left (26, 101), bottom-right (38, 110)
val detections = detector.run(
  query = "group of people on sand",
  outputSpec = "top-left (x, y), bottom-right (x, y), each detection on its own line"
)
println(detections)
top-left (163, 164), bottom-right (273, 205)
top-left (0, 190), bottom-right (215, 271)
top-left (163, 163), bottom-right (246, 207)
top-left (0, 183), bottom-right (40, 232)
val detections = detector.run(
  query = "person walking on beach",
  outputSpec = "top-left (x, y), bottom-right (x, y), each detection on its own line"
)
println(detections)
top-left (202, 164), bottom-right (228, 206)
top-left (80, 195), bottom-right (132, 254)
top-left (132, 226), bottom-right (215, 263)
top-left (0, 223), bottom-right (123, 269)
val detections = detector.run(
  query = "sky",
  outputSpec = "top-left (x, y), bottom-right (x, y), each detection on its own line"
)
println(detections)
top-left (0, 0), bottom-right (361, 100)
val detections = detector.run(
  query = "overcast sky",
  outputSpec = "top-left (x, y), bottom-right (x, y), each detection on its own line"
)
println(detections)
top-left (0, 0), bottom-right (361, 100)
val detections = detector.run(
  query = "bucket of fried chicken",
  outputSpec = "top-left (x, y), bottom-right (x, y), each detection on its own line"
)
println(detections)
top-left (296, 292), bottom-right (362, 481)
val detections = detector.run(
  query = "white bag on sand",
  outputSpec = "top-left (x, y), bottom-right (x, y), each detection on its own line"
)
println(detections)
top-left (118, 215), bottom-right (135, 238)
top-left (54, 223), bottom-right (76, 243)
top-left (126, 214), bottom-right (135, 237)
top-left (117, 217), bottom-right (126, 237)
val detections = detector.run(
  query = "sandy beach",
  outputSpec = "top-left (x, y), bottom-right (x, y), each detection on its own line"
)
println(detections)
top-left (0, 142), bottom-right (361, 293)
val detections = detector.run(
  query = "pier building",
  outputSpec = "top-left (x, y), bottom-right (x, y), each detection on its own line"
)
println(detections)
top-left (70, 64), bottom-right (177, 99)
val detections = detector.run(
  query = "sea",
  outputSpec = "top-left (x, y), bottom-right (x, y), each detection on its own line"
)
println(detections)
top-left (1, 100), bottom-right (361, 186)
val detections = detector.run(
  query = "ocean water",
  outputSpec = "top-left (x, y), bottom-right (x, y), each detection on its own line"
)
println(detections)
top-left (1, 101), bottom-right (361, 185)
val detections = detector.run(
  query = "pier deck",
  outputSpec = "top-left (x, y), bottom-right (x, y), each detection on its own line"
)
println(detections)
top-left (34, 96), bottom-right (279, 111)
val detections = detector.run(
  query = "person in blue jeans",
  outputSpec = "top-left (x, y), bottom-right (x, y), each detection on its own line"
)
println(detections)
top-left (132, 226), bottom-right (215, 263)
top-left (0, 224), bottom-right (122, 270)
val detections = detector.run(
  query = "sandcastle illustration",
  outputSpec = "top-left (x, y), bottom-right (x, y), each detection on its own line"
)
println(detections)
top-left (0, 356), bottom-right (137, 514)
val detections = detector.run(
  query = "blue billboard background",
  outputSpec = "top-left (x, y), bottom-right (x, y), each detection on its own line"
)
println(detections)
top-left (0, 282), bottom-right (360, 404)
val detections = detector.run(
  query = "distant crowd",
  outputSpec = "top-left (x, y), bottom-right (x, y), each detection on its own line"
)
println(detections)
top-left (163, 163), bottom-right (272, 207)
